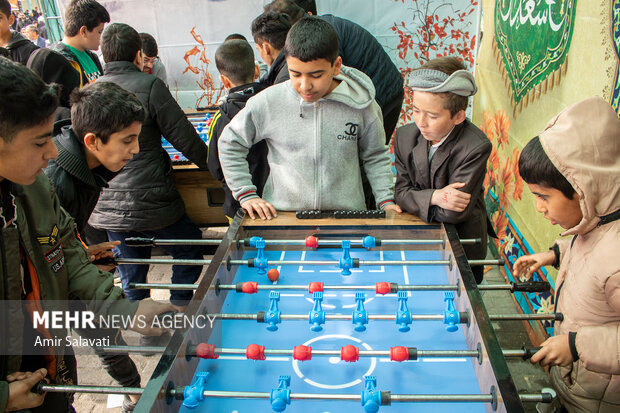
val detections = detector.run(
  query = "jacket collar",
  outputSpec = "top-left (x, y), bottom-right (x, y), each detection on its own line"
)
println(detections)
top-left (429, 122), bottom-right (466, 179)
top-left (411, 121), bottom-right (467, 185)
top-left (103, 60), bottom-right (141, 75)
top-left (53, 126), bottom-right (112, 188)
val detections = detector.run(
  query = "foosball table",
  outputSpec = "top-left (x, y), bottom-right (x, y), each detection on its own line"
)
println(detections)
top-left (130, 211), bottom-right (554, 412)
top-left (167, 111), bottom-right (228, 226)
top-left (37, 211), bottom-right (555, 412)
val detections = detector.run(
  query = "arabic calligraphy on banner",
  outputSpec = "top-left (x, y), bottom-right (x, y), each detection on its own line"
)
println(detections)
top-left (494, 0), bottom-right (577, 114)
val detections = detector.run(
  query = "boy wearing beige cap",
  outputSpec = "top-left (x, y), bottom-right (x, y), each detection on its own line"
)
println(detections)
top-left (394, 57), bottom-right (491, 283)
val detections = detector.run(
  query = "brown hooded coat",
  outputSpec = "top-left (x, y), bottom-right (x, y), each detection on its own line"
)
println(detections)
top-left (540, 96), bottom-right (620, 412)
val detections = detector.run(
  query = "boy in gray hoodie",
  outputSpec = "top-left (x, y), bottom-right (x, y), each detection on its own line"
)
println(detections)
top-left (219, 16), bottom-right (400, 219)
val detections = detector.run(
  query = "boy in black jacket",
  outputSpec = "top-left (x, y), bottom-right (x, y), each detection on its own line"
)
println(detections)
top-left (92, 23), bottom-right (207, 313)
top-left (44, 81), bottom-right (147, 413)
top-left (0, 0), bottom-right (38, 64)
top-left (208, 39), bottom-right (268, 220)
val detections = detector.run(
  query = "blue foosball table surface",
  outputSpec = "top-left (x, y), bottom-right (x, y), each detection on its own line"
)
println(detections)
top-left (137, 212), bottom-right (527, 413)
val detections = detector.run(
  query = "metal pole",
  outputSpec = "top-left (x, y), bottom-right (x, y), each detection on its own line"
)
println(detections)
top-left (97, 345), bottom-right (539, 359)
top-left (123, 237), bottom-right (480, 247)
top-left (36, 384), bottom-right (553, 404)
top-left (117, 257), bottom-right (503, 267)
top-left (211, 313), bottom-right (558, 322)
top-left (37, 383), bottom-right (143, 395)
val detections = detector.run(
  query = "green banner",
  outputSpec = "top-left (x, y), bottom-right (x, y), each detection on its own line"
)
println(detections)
top-left (495, 0), bottom-right (577, 107)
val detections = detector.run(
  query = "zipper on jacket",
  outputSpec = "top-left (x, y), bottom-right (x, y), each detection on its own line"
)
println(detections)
top-left (0, 229), bottom-right (8, 380)
top-left (315, 103), bottom-right (320, 209)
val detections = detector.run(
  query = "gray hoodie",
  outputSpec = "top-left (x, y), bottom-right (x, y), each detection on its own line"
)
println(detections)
top-left (218, 65), bottom-right (395, 211)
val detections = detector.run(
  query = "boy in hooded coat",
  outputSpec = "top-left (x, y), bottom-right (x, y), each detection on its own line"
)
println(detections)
top-left (515, 96), bottom-right (620, 412)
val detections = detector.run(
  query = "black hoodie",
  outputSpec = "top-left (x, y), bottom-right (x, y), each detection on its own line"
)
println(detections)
top-left (6, 31), bottom-right (38, 65)
top-left (26, 48), bottom-right (80, 122)
top-left (207, 82), bottom-right (269, 218)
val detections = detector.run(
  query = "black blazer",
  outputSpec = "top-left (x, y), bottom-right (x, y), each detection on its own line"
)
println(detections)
top-left (394, 120), bottom-right (492, 261)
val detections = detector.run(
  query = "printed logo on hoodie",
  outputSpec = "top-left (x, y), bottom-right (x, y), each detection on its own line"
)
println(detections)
top-left (337, 122), bottom-right (359, 141)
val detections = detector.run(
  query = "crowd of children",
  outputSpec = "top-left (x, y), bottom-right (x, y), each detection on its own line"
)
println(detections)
top-left (0, 0), bottom-right (617, 411)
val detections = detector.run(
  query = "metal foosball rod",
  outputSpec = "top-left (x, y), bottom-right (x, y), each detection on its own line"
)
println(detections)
top-left (129, 280), bottom-right (550, 292)
top-left (35, 382), bottom-right (554, 405)
top-left (211, 312), bottom-right (561, 322)
top-left (112, 257), bottom-right (504, 266)
top-left (99, 343), bottom-right (542, 361)
top-left (124, 235), bottom-right (481, 248)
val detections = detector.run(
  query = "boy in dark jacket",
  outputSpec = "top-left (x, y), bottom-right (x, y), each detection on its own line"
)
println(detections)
top-left (44, 82), bottom-right (146, 412)
top-left (0, 56), bottom-right (172, 413)
top-left (92, 23), bottom-right (207, 313)
top-left (265, 0), bottom-right (405, 142)
top-left (208, 39), bottom-right (268, 220)
top-left (252, 11), bottom-right (291, 87)
top-left (0, 0), bottom-right (38, 64)
top-left (26, 48), bottom-right (81, 122)
top-left (393, 57), bottom-right (491, 283)
top-left (52, 0), bottom-right (109, 85)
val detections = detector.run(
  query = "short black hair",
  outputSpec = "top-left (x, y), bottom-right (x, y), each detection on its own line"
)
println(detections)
top-left (417, 57), bottom-right (468, 116)
top-left (225, 33), bottom-right (247, 42)
top-left (26, 24), bottom-right (39, 34)
top-left (0, 56), bottom-right (59, 142)
top-left (284, 16), bottom-right (338, 64)
top-left (63, 0), bottom-right (110, 37)
top-left (70, 82), bottom-right (146, 144)
top-left (101, 23), bottom-right (142, 63)
top-left (518, 136), bottom-right (576, 199)
top-left (215, 39), bottom-right (255, 86)
top-left (293, 0), bottom-right (317, 15)
top-left (264, 0), bottom-right (305, 24)
top-left (0, 0), bottom-right (10, 18)
top-left (139, 33), bottom-right (158, 57)
top-left (251, 11), bottom-right (291, 50)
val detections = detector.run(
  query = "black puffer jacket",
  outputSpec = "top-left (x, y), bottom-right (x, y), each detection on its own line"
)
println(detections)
top-left (44, 125), bottom-right (116, 234)
top-left (259, 50), bottom-right (289, 87)
top-left (319, 14), bottom-right (403, 109)
top-left (6, 31), bottom-right (38, 65)
top-left (207, 82), bottom-right (269, 218)
top-left (89, 61), bottom-right (208, 232)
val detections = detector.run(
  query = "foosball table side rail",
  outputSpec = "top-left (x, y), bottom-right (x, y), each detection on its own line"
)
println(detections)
top-left (136, 214), bottom-right (244, 412)
top-left (444, 224), bottom-right (524, 413)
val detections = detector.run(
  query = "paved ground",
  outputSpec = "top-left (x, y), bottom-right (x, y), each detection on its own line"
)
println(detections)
top-left (72, 228), bottom-right (551, 412)
top-left (72, 227), bottom-right (226, 413)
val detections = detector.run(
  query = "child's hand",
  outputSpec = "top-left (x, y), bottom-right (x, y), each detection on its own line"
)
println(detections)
top-left (87, 241), bottom-right (121, 272)
top-left (530, 335), bottom-right (573, 367)
top-left (513, 250), bottom-right (555, 279)
top-left (130, 299), bottom-right (176, 336)
top-left (6, 368), bottom-right (47, 410)
top-left (383, 204), bottom-right (402, 213)
top-left (241, 197), bottom-right (277, 220)
top-left (87, 241), bottom-right (121, 260)
top-left (431, 182), bottom-right (471, 212)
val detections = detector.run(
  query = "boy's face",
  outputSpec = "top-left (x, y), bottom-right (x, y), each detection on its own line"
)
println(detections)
top-left (0, 11), bottom-right (14, 36)
top-left (527, 183), bottom-right (583, 229)
top-left (0, 117), bottom-right (56, 185)
top-left (82, 22), bottom-right (105, 50)
top-left (287, 56), bottom-right (342, 103)
top-left (89, 121), bottom-right (141, 172)
top-left (142, 54), bottom-right (156, 72)
top-left (412, 91), bottom-right (465, 145)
